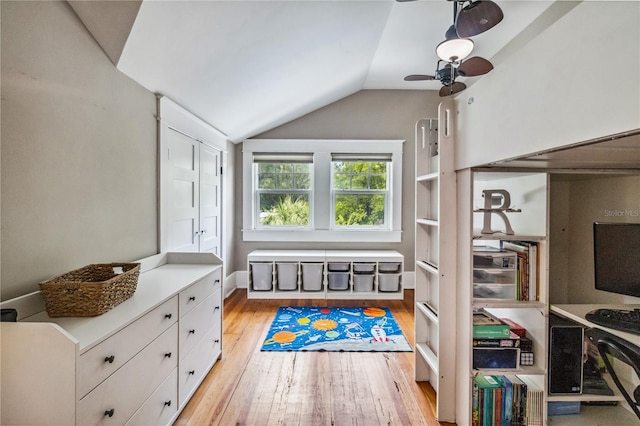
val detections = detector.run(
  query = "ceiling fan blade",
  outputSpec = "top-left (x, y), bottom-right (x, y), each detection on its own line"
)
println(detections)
top-left (404, 74), bottom-right (436, 81)
top-left (456, 0), bottom-right (504, 38)
top-left (439, 82), bottom-right (467, 97)
top-left (458, 56), bottom-right (493, 77)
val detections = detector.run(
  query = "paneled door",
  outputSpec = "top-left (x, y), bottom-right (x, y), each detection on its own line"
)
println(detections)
top-left (166, 128), bottom-right (221, 254)
top-left (199, 144), bottom-right (221, 255)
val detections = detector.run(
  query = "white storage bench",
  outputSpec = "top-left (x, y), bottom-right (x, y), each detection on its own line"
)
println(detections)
top-left (247, 250), bottom-right (404, 300)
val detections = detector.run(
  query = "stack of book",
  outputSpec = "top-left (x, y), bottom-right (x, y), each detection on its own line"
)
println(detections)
top-left (473, 310), bottom-right (520, 370)
top-left (502, 240), bottom-right (539, 301)
top-left (472, 374), bottom-right (543, 426)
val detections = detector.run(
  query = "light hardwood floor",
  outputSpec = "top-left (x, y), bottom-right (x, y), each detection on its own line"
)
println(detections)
top-left (174, 289), bottom-right (453, 426)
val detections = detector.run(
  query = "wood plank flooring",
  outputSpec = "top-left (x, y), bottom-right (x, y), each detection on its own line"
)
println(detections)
top-left (174, 289), bottom-right (453, 426)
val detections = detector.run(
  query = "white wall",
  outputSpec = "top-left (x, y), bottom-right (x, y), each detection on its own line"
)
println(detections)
top-left (549, 173), bottom-right (640, 305)
top-left (455, 1), bottom-right (640, 169)
top-left (233, 89), bottom-right (441, 273)
top-left (1, 1), bottom-right (157, 300)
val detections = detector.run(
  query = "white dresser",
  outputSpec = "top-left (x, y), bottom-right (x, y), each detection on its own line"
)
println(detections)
top-left (0, 252), bottom-right (223, 426)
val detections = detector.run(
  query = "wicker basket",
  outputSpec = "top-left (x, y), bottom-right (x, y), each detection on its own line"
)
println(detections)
top-left (39, 263), bottom-right (141, 317)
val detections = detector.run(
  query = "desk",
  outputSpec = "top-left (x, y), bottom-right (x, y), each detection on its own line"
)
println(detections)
top-left (549, 304), bottom-right (640, 425)
top-left (551, 304), bottom-right (640, 346)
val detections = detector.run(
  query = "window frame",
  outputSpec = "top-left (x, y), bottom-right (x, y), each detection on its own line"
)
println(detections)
top-left (253, 155), bottom-right (314, 229)
top-left (330, 156), bottom-right (391, 230)
top-left (242, 139), bottom-right (403, 242)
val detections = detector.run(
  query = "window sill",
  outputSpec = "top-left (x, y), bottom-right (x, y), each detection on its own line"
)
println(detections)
top-left (242, 229), bottom-right (402, 243)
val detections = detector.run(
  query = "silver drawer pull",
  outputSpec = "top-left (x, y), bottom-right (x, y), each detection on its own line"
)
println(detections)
top-left (104, 355), bottom-right (115, 364)
top-left (104, 409), bottom-right (114, 418)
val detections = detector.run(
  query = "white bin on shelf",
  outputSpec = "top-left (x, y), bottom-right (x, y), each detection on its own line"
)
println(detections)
top-left (378, 273), bottom-right (401, 292)
top-left (378, 262), bottom-right (401, 273)
top-left (328, 262), bottom-right (350, 272)
top-left (328, 272), bottom-right (349, 290)
top-left (301, 262), bottom-right (324, 291)
top-left (353, 274), bottom-right (374, 292)
top-left (251, 262), bottom-right (273, 291)
top-left (353, 263), bottom-right (376, 273)
top-left (276, 262), bottom-right (298, 291)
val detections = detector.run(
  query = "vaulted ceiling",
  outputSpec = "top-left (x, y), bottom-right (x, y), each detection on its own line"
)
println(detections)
top-left (71, 1), bottom-right (557, 142)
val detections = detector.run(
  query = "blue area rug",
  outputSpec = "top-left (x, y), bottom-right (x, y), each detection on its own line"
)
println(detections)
top-left (261, 306), bottom-right (413, 352)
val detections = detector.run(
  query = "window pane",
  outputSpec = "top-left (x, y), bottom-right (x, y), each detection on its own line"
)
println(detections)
top-left (351, 174), bottom-right (368, 189)
top-left (335, 194), bottom-right (385, 226)
top-left (294, 173), bottom-right (310, 189)
top-left (333, 173), bottom-right (351, 190)
top-left (258, 163), bottom-right (275, 173)
top-left (258, 173), bottom-right (275, 189)
top-left (276, 173), bottom-right (293, 189)
top-left (369, 175), bottom-right (387, 190)
top-left (259, 194), bottom-right (310, 226)
top-left (332, 161), bottom-right (350, 174)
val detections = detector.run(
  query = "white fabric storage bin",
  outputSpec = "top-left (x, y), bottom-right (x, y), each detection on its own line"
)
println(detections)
top-left (328, 272), bottom-right (349, 290)
top-left (276, 262), bottom-right (298, 291)
top-left (301, 262), bottom-right (324, 291)
top-left (353, 274), bottom-right (374, 292)
top-left (250, 262), bottom-right (273, 291)
top-left (378, 273), bottom-right (401, 292)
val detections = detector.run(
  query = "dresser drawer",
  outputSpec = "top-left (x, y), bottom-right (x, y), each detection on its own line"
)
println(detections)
top-left (78, 324), bottom-right (178, 426)
top-left (178, 324), bottom-right (222, 406)
top-left (179, 287), bottom-right (222, 358)
top-left (125, 368), bottom-right (177, 426)
top-left (78, 296), bottom-right (178, 397)
top-left (179, 269), bottom-right (221, 317)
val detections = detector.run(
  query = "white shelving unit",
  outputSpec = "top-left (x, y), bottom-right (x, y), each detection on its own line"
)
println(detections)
top-left (414, 98), bottom-right (457, 422)
top-left (247, 250), bottom-right (404, 300)
top-left (456, 169), bottom-right (550, 425)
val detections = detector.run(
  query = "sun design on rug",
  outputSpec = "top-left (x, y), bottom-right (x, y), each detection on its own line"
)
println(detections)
top-left (312, 318), bottom-right (338, 331)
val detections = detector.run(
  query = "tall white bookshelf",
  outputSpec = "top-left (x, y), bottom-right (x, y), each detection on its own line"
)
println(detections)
top-left (414, 99), bottom-right (456, 422)
top-left (455, 169), bottom-right (550, 425)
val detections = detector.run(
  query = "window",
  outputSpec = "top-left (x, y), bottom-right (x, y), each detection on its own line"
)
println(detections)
top-left (331, 154), bottom-right (391, 228)
top-left (254, 153), bottom-right (313, 228)
top-left (243, 139), bottom-right (403, 242)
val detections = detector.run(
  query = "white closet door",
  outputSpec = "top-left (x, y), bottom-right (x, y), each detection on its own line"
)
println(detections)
top-left (199, 145), bottom-right (221, 255)
top-left (167, 130), bottom-right (200, 252)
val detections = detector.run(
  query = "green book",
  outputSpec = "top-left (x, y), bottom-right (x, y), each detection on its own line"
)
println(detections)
top-left (473, 311), bottom-right (511, 338)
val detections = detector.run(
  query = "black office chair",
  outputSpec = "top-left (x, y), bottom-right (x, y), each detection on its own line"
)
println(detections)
top-left (585, 327), bottom-right (640, 420)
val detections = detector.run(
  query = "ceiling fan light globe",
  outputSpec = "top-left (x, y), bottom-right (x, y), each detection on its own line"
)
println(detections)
top-left (436, 38), bottom-right (474, 63)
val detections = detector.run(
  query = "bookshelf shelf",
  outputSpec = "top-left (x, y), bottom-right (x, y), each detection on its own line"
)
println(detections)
top-left (457, 170), bottom-right (550, 425)
top-left (413, 101), bottom-right (456, 423)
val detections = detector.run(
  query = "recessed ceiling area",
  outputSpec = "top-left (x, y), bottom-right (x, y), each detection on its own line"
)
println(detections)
top-left (72, 1), bottom-right (557, 142)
